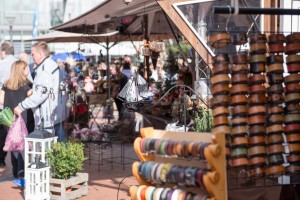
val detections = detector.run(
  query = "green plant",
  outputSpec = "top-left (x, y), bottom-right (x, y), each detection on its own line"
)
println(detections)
top-left (193, 107), bottom-right (213, 132)
top-left (46, 141), bottom-right (87, 179)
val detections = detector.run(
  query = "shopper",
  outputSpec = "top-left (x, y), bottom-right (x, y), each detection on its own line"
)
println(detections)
top-left (0, 41), bottom-right (18, 167)
top-left (14, 41), bottom-right (67, 142)
top-left (0, 60), bottom-right (34, 181)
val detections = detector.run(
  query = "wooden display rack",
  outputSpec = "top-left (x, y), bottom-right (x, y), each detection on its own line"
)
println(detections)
top-left (130, 127), bottom-right (227, 200)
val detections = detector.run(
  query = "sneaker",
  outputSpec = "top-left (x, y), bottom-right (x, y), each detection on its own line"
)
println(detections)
top-left (13, 178), bottom-right (25, 188)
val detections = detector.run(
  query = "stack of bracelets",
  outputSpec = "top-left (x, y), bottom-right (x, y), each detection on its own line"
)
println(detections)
top-left (137, 161), bottom-right (208, 187)
top-left (130, 185), bottom-right (209, 200)
top-left (284, 33), bottom-right (300, 174)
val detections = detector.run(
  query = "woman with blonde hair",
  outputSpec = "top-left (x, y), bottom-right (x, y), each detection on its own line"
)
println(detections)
top-left (0, 60), bottom-right (34, 186)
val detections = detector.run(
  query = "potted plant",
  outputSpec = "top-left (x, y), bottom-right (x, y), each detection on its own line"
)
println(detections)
top-left (46, 142), bottom-right (88, 200)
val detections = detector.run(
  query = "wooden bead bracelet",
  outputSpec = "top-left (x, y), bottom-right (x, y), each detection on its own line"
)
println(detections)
top-left (231, 64), bottom-right (249, 74)
top-left (284, 124), bottom-right (300, 133)
top-left (267, 105), bottom-right (283, 115)
top-left (230, 157), bottom-right (249, 168)
top-left (267, 144), bottom-right (285, 155)
top-left (249, 74), bottom-right (266, 85)
top-left (212, 63), bottom-right (230, 75)
top-left (286, 133), bottom-right (300, 143)
top-left (209, 32), bottom-right (230, 49)
top-left (231, 73), bottom-right (249, 84)
top-left (286, 33), bottom-right (300, 43)
top-left (266, 165), bottom-right (285, 176)
top-left (285, 43), bottom-right (300, 54)
top-left (249, 54), bottom-right (267, 64)
top-left (285, 83), bottom-right (300, 93)
top-left (249, 156), bottom-right (266, 166)
top-left (210, 94), bottom-right (229, 107)
top-left (249, 84), bottom-right (266, 94)
top-left (267, 93), bottom-right (284, 104)
top-left (231, 117), bottom-right (248, 126)
top-left (268, 43), bottom-right (284, 53)
top-left (248, 135), bottom-right (266, 146)
top-left (267, 84), bottom-right (283, 94)
top-left (232, 54), bottom-right (248, 64)
top-left (286, 54), bottom-right (300, 64)
top-left (248, 94), bottom-right (267, 105)
top-left (284, 93), bottom-right (300, 103)
top-left (268, 33), bottom-right (286, 43)
top-left (266, 63), bottom-right (284, 74)
top-left (211, 74), bottom-right (230, 85)
top-left (230, 84), bottom-right (248, 95)
top-left (213, 54), bottom-right (230, 64)
top-left (250, 42), bottom-right (267, 54)
top-left (211, 84), bottom-right (230, 95)
top-left (267, 54), bottom-right (284, 65)
top-left (248, 105), bottom-right (266, 116)
top-left (284, 113), bottom-right (300, 124)
top-left (248, 115), bottom-right (266, 125)
top-left (250, 63), bottom-right (266, 74)
top-left (248, 145), bottom-right (266, 157)
top-left (231, 33), bottom-right (247, 45)
top-left (286, 165), bottom-right (300, 174)
top-left (249, 125), bottom-right (266, 135)
top-left (267, 154), bottom-right (284, 165)
top-left (249, 166), bottom-right (265, 177)
top-left (284, 74), bottom-right (300, 83)
top-left (231, 136), bottom-right (248, 147)
top-left (231, 105), bottom-right (248, 116)
top-left (267, 73), bottom-right (284, 84)
top-left (231, 126), bottom-right (247, 137)
top-left (287, 154), bottom-right (300, 163)
top-left (266, 134), bottom-right (284, 145)
top-left (267, 114), bottom-right (284, 124)
top-left (250, 33), bottom-right (267, 43)
top-left (230, 147), bottom-right (248, 158)
top-left (212, 106), bottom-right (229, 117)
top-left (230, 94), bottom-right (248, 105)
top-left (213, 115), bottom-right (228, 126)
top-left (266, 124), bottom-right (283, 134)
top-left (285, 104), bottom-right (300, 114)
top-left (288, 143), bottom-right (300, 153)
top-left (287, 63), bottom-right (300, 73)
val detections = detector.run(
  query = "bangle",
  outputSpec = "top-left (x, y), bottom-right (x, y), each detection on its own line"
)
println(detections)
top-left (212, 106), bottom-right (230, 117)
top-left (250, 62), bottom-right (266, 74)
top-left (231, 126), bottom-right (247, 137)
top-left (231, 105), bottom-right (248, 116)
top-left (288, 143), bottom-right (300, 153)
top-left (285, 83), bottom-right (300, 93)
top-left (266, 124), bottom-right (283, 134)
top-left (210, 94), bottom-right (229, 108)
top-left (267, 154), bottom-right (284, 165)
top-left (249, 54), bottom-right (267, 63)
top-left (213, 115), bottom-right (228, 126)
top-left (250, 42), bottom-right (267, 54)
top-left (249, 125), bottom-right (266, 135)
top-left (231, 73), bottom-right (249, 84)
top-left (146, 186), bottom-right (155, 200)
top-left (286, 32), bottom-right (300, 43)
top-left (232, 54), bottom-right (248, 64)
top-left (249, 156), bottom-right (266, 166)
top-left (286, 165), bottom-right (300, 173)
top-left (250, 33), bottom-right (267, 43)
top-left (287, 63), bottom-right (300, 73)
top-left (209, 32), bottom-right (230, 48)
top-left (267, 105), bottom-right (283, 114)
top-left (212, 125), bottom-right (231, 135)
top-left (284, 74), bottom-right (300, 83)
top-left (287, 154), bottom-right (300, 163)
top-left (231, 64), bottom-right (249, 74)
top-left (231, 136), bottom-right (248, 147)
top-left (267, 114), bottom-right (284, 124)
top-left (231, 157), bottom-right (249, 168)
top-left (285, 93), bottom-right (300, 103)
top-left (212, 62), bottom-right (230, 75)
top-left (268, 33), bottom-right (286, 43)
top-left (248, 105), bottom-right (266, 116)
top-left (268, 93), bottom-right (284, 104)
top-left (230, 147), bottom-right (248, 158)
top-left (230, 84), bottom-right (248, 95)
top-left (231, 33), bottom-right (247, 45)
top-left (248, 115), bottom-right (266, 125)
top-left (284, 113), bottom-right (300, 124)
top-left (267, 73), bottom-right (284, 84)
top-left (248, 94), bottom-right (267, 105)
top-left (249, 166), bottom-right (265, 177)
top-left (230, 94), bottom-right (248, 105)
top-left (268, 43), bottom-right (284, 53)
top-left (213, 54), bottom-right (230, 64)
top-left (286, 54), bottom-right (300, 64)
top-left (286, 133), bottom-right (300, 143)
top-left (267, 54), bottom-right (284, 65)
top-left (248, 135), bottom-right (266, 146)
top-left (211, 74), bottom-right (230, 85)
top-left (266, 165), bottom-right (285, 176)
top-left (249, 84), bottom-right (266, 94)
top-left (249, 74), bottom-right (266, 85)
top-left (267, 144), bottom-right (285, 155)
top-left (285, 43), bottom-right (300, 54)
top-left (231, 117), bottom-right (248, 126)
top-left (267, 84), bottom-right (283, 94)
top-left (248, 145), bottom-right (266, 157)
top-left (285, 103), bottom-right (300, 113)
top-left (284, 124), bottom-right (300, 133)
top-left (266, 63), bottom-right (284, 74)
top-left (266, 134), bottom-right (284, 145)
top-left (211, 84), bottom-right (230, 95)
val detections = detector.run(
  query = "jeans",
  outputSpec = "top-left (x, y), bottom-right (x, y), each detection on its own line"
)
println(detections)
top-left (11, 152), bottom-right (24, 178)
top-left (54, 121), bottom-right (67, 142)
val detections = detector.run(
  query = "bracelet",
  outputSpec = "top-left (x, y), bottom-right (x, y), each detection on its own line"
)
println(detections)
top-left (250, 62), bottom-right (266, 74)
top-left (286, 54), bottom-right (300, 64)
top-left (266, 165), bottom-right (285, 176)
top-left (231, 117), bottom-right (248, 126)
top-left (248, 105), bottom-right (266, 116)
top-left (250, 33), bottom-right (267, 43)
top-left (231, 105), bottom-right (248, 116)
top-left (267, 114), bottom-right (284, 124)
top-left (249, 74), bottom-right (266, 85)
top-left (285, 103), bottom-right (300, 113)
top-left (249, 54), bottom-right (267, 64)
top-left (267, 154), bottom-right (284, 165)
top-left (266, 124), bottom-right (283, 134)
top-left (250, 42), bottom-right (267, 54)
top-left (248, 115), bottom-right (266, 125)
top-left (266, 63), bottom-right (284, 74)
top-left (230, 147), bottom-right (248, 158)
top-left (212, 62), bottom-right (230, 75)
top-left (140, 186), bottom-right (148, 200)
top-left (230, 94), bottom-right (248, 105)
top-left (249, 84), bottom-right (266, 94)
top-left (210, 94), bottom-right (229, 108)
top-left (231, 33), bottom-right (247, 45)
top-left (248, 145), bottom-right (266, 157)
top-left (288, 143), bottom-right (300, 153)
top-left (146, 186), bottom-right (155, 200)
top-left (286, 32), bottom-right (300, 43)
top-left (249, 156), bottom-right (266, 166)
top-left (213, 54), bottom-right (230, 64)
top-left (268, 43), bottom-right (284, 53)
top-left (286, 165), bottom-right (300, 173)
top-left (285, 93), bottom-right (300, 103)
top-left (248, 135), bottom-right (266, 146)
top-left (213, 115), bottom-right (228, 126)
top-left (232, 54), bottom-right (248, 64)
top-left (267, 54), bottom-right (284, 65)
top-left (212, 106), bottom-right (230, 117)
top-left (211, 84), bottom-right (230, 95)
top-left (231, 157), bottom-right (249, 168)
top-left (211, 74), bottom-right (230, 85)
top-left (248, 94), bottom-right (267, 105)
top-left (287, 63), bottom-right (300, 73)
top-left (284, 113), bottom-right (300, 124)
top-left (209, 32), bottom-right (230, 48)
top-left (249, 125), bottom-right (266, 135)
top-left (284, 124), bottom-right (300, 133)
top-left (284, 73), bottom-right (300, 84)
top-left (231, 63), bottom-right (249, 74)
top-left (268, 33), bottom-right (286, 43)
top-left (249, 166), bottom-right (265, 177)
top-left (267, 105), bottom-right (283, 114)
top-left (267, 93), bottom-right (284, 104)
top-left (285, 43), bottom-right (300, 54)
top-left (231, 136), bottom-right (248, 147)
top-left (231, 126), bottom-right (247, 137)
top-left (267, 83), bottom-right (283, 94)
top-left (266, 134), bottom-right (284, 145)
top-left (287, 154), bottom-right (300, 163)
top-left (286, 133), bottom-right (300, 143)
top-left (285, 83), bottom-right (300, 93)
top-left (267, 144), bottom-right (285, 155)
top-left (231, 73), bottom-right (249, 84)
top-left (267, 73), bottom-right (284, 84)
top-left (230, 84), bottom-right (248, 95)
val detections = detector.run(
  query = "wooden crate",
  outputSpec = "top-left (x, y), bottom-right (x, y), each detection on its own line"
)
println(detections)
top-left (50, 173), bottom-right (88, 200)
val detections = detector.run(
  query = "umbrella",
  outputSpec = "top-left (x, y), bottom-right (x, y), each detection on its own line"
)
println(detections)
top-left (51, 52), bottom-right (86, 62)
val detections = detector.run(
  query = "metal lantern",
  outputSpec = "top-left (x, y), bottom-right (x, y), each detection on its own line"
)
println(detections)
top-left (154, 41), bottom-right (165, 52)
top-left (139, 44), bottom-right (151, 56)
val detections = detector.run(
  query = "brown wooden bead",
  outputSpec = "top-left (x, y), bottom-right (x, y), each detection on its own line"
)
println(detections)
top-left (231, 136), bottom-right (248, 147)
top-left (248, 115), bottom-right (266, 125)
top-left (231, 157), bottom-right (249, 168)
top-left (249, 125), bottom-right (266, 135)
top-left (250, 33), bottom-right (267, 43)
top-left (231, 117), bottom-right (248, 126)
top-left (288, 143), bottom-right (300, 153)
top-left (286, 133), bottom-right (300, 143)
top-left (212, 63), bottom-right (230, 75)
top-left (248, 136), bottom-right (266, 146)
top-left (248, 146), bottom-right (266, 157)
top-left (209, 32), bottom-right (231, 48)
top-left (230, 94), bottom-right (248, 105)
top-left (248, 105), bottom-right (266, 116)
top-left (212, 106), bottom-right (229, 117)
top-left (267, 144), bottom-right (285, 155)
top-left (231, 73), bottom-right (249, 84)
top-left (267, 84), bottom-right (283, 94)
top-left (266, 124), bottom-right (283, 134)
top-left (249, 74), bottom-right (266, 85)
top-left (286, 33), bottom-right (300, 43)
top-left (284, 74), bottom-right (300, 83)
top-left (213, 115), bottom-right (228, 126)
top-left (249, 156), bottom-right (266, 166)
top-left (232, 54), bottom-right (248, 64)
top-left (231, 105), bottom-right (248, 116)
top-left (266, 134), bottom-right (284, 145)
top-left (268, 33), bottom-right (286, 43)
top-left (267, 105), bottom-right (283, 115)
top-left (210, 94), bottom-right (229, 107)
top-left (231, 126), bottom-right (247, 137)
top-left (231, 64), bottom-right (249, 74)
top-left (268, 43), bottom-right (284, 53)
top-left (248, 94), bottom-right (267, 105)
top-left (266, 165), bottom-right (285, 176)
top-left (230, 84), bottom-right (248, 95)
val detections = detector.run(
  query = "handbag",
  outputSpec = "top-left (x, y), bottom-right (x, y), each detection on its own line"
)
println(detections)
top-left (3, 115), bottom-right (28, 152)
